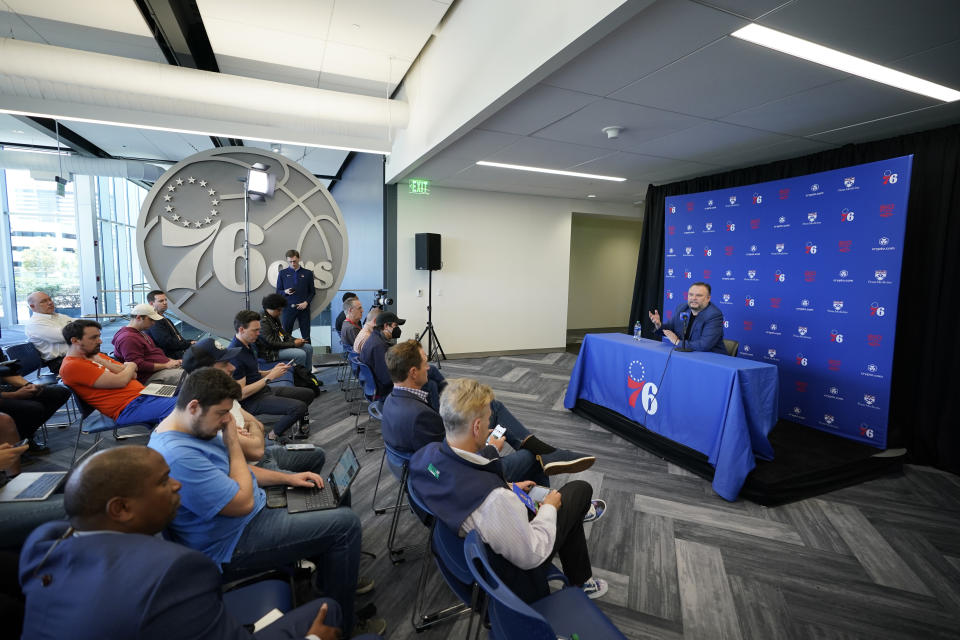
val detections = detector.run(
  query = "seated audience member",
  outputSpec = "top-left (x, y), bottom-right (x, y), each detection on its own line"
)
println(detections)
top-left (0, 346), bottom-right (71, 455)
top-left (352, 307), bottom-right (380, 353)
top-left (149, 368), bottom-right (379, 635)
top-left (409, 378), bottom-right (608, 603)
top-left (19, 446), bottom-right (359, 640)
top-left (383, 341), bottom-right (594, 483)
top-left (58, 320), bottom-right (177, 426)
top-left (340, 298), bottom-right (364, 348)
top-left (229, 311), bottom-right (313, 441)
top-left (112, 303), bottom-right (184, 385)
top-left (334, 292), bottom-right (358, 336)
top-left (260, 293), bottom-right (314, 369)
top-left (648, 282), bottom-right (725, 354)
top-left (359, 311), bottom-right (405, 399)
top-left (145, 289), bottom-right (195, 359)
top-left (23, 291), bottom-right (71, 374)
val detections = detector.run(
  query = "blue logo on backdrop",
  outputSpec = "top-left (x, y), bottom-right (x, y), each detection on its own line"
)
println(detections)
top-left (663, 155), bottom-right (913, 448)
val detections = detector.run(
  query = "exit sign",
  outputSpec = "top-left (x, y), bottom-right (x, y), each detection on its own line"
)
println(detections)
top-left (409, 179), bottom-right (430, 195)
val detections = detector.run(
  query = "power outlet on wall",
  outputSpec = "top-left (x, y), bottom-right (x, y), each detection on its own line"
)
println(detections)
top-left (416, 288), bottom-right (423, 297)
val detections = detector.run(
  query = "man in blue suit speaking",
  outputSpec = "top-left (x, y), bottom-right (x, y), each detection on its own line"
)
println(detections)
top-left (649, 282), bottom-right (726, 354)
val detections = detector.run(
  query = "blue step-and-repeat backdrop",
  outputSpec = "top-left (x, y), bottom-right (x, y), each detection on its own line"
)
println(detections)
top-left (663, 156), bottom-right (912, 448)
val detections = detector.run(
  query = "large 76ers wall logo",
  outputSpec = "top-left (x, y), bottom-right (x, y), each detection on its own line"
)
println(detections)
top-left (137, 149), bottom-right (348, 337)
top-left (627, 360), bottom-right (659, 415)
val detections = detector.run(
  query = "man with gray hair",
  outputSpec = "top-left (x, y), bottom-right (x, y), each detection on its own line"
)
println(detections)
top-left (408, 377), bottom-right (608, 602)
top-left (24, 291), bottom-right (72, 373)
top-left (339, 297), bottom-right (364, 348)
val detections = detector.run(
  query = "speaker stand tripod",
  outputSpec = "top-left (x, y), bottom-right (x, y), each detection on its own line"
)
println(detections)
top-left (416, 269), bottom-right (446, 366)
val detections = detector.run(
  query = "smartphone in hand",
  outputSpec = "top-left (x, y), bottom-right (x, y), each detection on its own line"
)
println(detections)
top-left (487, 425), bottom-right (506, 444)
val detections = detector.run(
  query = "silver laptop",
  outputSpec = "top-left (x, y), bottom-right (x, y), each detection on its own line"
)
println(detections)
top-left (140, 371), bottom-right (185, 398)
top-left (286, 444), bottom-right (361, 513)
top-left (0, 471), bottom-right (67, 502)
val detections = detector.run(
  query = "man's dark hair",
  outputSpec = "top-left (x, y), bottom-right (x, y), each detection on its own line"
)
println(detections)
top-left (262, 293), bottom-right (288, 311)
top-left (691, 282), bottom-right (712, 294)
top-left (234, 310), bottom-right (262, 332)
top-left (176, 367), bottom-right (241, 411)
top-left (385, 340), bottom-right (424, 383)
top-left (285, 249), bottom-right (300, 259)
top-left (64, 447), bottom-right (160, 520)
top-left (147, 289), bottom-right (165, 303)
top-left (62, 319), bottom-right (101, 344)
top-left (341, 291), bottom-right (357, 302)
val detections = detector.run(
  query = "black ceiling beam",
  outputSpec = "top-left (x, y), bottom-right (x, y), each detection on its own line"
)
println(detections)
top-left (15, 116), bottom-right (111, 158)
top-left (134, 0), bottom-right (242, 149)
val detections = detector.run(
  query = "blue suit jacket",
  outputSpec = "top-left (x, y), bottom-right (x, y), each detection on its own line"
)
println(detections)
top-left (660, 301), bottom-right (726, 353)
top-left (276, 267), bottom-right (315, 305)
top-left (19, 521), bottom-right (328, 640)
top-left (382, 388), bottom-right (445, 454)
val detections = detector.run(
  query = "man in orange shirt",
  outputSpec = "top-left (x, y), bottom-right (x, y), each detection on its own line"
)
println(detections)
top-left (59, 320), bottom-right (178, 426)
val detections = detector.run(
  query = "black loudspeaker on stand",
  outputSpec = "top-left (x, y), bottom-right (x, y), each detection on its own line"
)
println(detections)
top-left (414, 233), bottom-right (446, 365)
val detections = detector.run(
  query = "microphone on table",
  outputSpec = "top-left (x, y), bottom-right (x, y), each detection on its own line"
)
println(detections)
top-left (676, 311), bottom-right (693, 352)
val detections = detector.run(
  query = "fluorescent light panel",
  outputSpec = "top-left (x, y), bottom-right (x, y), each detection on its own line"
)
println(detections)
top-left (731, 24), bottom-right (960, 103)
top-left (475, 161), bottom-right (626, 182)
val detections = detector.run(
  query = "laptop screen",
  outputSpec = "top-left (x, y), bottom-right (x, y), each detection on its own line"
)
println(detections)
top-left (330, 445), bottom-right (359, 496)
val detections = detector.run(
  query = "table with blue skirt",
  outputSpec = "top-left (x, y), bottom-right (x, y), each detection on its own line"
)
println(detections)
top-left (564, 333), bottom-right (779, 500)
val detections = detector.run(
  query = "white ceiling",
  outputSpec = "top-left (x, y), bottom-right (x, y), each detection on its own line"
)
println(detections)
top-left (409, 0), bottom-right (960, 204)
top-left (0, 0), bottom-right (958, 205)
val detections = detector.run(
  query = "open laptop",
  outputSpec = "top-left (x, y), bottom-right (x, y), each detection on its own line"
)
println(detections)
top-left (139, 370), bottom-right (186, 398)
top-left (0, 471), bottom-right (67, 502)
top-left (286, 444), bottom-right (361, 514)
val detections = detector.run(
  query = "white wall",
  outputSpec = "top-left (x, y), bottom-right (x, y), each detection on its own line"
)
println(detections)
top-left (567, 214), bottom-right (643, 329)
top-left (396, 186), bottom-right (637, 355)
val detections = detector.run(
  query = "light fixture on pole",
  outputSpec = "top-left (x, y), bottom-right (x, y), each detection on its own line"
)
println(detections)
top-left (240, 162), bottom-right (274, 309)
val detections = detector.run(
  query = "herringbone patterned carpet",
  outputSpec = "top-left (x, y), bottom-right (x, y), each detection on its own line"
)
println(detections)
top-left (28, 351), bottom-right (960, 639)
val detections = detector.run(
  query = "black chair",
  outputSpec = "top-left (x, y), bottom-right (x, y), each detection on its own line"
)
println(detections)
top-left (65, 388), bottom-right (153, 467)
top-left (4, 342), bottom-right (76, 439)
top-left (723, 339), bottom-right (740, 357)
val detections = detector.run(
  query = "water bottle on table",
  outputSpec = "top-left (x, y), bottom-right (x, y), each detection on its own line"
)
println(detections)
top-left (633, 320), bottom-right (642, 340)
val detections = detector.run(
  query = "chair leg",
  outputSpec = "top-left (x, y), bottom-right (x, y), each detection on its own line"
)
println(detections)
top-left (411, 532), bottom-right (473, 632)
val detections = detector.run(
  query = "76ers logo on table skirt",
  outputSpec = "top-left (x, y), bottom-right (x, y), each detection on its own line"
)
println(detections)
top-left (627, 360), bottom-right (659, 415)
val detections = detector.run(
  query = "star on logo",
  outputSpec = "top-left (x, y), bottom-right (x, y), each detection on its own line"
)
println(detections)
top-left (176, 178), bottom-right (184, 185)
top-left (182, 219), bottom-right (191, 226)
top-left (211, 199), bottom-right (219, 206)
top-left (194, 222), bottom-right (202, 227)
top-left (188, 177), bottom-right (196, 184)
top-left (163, 194), bottom-right (172, 202)
top-left (204, 217), bottom-right (211, 224)
top-left (164, 205), bottom-right (174, 212)
top-left (210, 209), bottom-right (218, 216)
top-left (171, 214), bottom-right (180, 221)
top-left (167, 185), bottom-right (176, 191)
top-left (208, 189), bottom-right (216, 196)
top-left (198, 180), bottom-right (207, 187)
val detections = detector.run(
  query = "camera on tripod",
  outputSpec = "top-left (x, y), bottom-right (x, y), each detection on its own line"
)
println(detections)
top-left (372, 289), bottom-right (394, 310)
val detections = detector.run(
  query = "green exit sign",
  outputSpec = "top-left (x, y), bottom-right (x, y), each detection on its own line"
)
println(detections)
top-left (409, 179), bottom-right (430, 195)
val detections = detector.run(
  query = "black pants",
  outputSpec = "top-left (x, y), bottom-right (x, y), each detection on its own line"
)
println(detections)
top-left (546, 479), bottom-right (594, 586)
top-left (241, 387), bottom-right (310, 436)
top-left (281, 306), bottom-right (312, 341)
top-left (0, 384), bottom-right (71, 439)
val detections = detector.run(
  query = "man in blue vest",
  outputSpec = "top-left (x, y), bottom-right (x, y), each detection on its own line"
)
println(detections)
top-left (408, 377), bottom-right (608, 602)
top-left (276, 249), bottom-right (315, 342)
top-left (649, 282), bottom-right (726, 353)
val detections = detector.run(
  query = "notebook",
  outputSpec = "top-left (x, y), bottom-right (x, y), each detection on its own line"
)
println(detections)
top-left (0, 471), bottom-right (67, 502)
top-left (286, 444), bottom-right (361, 513)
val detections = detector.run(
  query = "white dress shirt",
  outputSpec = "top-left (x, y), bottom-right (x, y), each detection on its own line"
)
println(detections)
top-left (453, 445), bottom-right (557, 570)
top-left (24, 312), bottom-right (72, 360)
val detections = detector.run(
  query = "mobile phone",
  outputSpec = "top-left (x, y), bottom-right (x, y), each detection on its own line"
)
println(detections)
top-left (511, 483), bottom-right (538, 514)
top-left (528, 485), bottom-right (550, 503)
top-left (14, 438), bottom-right (29, 448)
top-left (487, 425), bottom-right (506, 443)
top-left (284, 443), bottom-right (316, 451)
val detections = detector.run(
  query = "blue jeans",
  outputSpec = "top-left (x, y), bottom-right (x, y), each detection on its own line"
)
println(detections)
top-left (259, 360), bottom-right (295, 387)
top-left (0, 495), bottom-right (65, 550)
top-left (221, 447), bottom-right (362, 634)
top-left (278, 345), bottom-right (313, 368)
top-left (115, 395), bottom-right (178, 426)
top-left (258, 444), bottom-right (325, 474)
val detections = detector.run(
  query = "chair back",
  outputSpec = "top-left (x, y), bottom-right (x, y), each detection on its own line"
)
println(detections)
top-left (347, 351), bottom-right (360, 376)
top-left (356, 361), bottom-right (378, 399)
top-left (5, 342), bottom-right (47, 378)
top-left (432, 523), bottom-right (476, 606)
top-left (723, 338), bottom-right (740, 357)
top-left (404, 473), bottom-right (435, 527)
top-left (463, 531), bottom-right (555, 640)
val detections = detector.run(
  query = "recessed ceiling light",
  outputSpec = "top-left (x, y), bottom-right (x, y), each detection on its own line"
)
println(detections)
top-left (731, 24), bottom-right (960, 102)
top-left (587, 194), bottom-right (597, 198)
top-left (476, 161), bottom-right (626, 182)
top-left (11, 129), bottom-right (25, 134)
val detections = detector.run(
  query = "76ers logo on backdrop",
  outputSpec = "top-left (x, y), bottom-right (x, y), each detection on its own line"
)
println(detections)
top-left (627, 360), bottom-right (659, 415)
top-left (882, 170), bottom-right (898, 184)
top-left (669, 205), bottom-right (677, 214)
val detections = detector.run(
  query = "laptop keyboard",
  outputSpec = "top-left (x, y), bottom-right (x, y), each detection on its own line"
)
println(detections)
top-left (15, 473), bottom-right (63, 500)
top-left (153, 384), bottom-right (178, 396)
top-left (302, 486), bottom-right (335, 510)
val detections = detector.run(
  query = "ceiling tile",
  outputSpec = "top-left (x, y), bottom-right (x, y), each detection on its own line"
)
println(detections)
top-left (543, 0), bottom-right (747, 96)
top-left (480, 85), bottom-right (598, 136)
top-left (700, 137), bottom-right (837, 169)
top-left (611, 36), bottom-right (849, 119)
top-left (694, 0), bottom-right (793, 20)
top-left (485, 138), bottom-right (615, 169)
top-left (242, 141), bottom-right (350, 176)
top-left (809, 102), bottom-right (960, 146)
top-left (0, 115), bottom-right (59, 147)
top-left (1, 0), bottom-right (152, 36)
top-left (533, 99), bottom-right (707, 149)
top-left (721, 77), bottom-right (941, 136)
top-left (0, 11), bottom-right (164, 62)
top-left (890, 39), bottom-right (960, 89)
top-left (572, 152), bottom-right (720, 181)
top-left (627, 121), bottom-right (794, 161)
top-left (327, 0), bottom-right (449, 62)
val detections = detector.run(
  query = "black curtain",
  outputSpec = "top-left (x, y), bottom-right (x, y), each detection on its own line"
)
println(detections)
top-left (628, 123), bottom-right (960, 474)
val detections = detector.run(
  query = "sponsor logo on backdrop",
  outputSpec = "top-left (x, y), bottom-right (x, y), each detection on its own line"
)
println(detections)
top-left (824, 386), bottom-right (844, 400)
top-left (744, 296), bottom-right (756, 308)
top-left (882, 170), bottom-right (899, 185)
top-left (795, 380), bottom-right (808, 392)
top-left (684, 224), bottom-right (695, 235)
top-left (859, 424), bottom-right (876, 439)
top-left (796, 353), bottom-right (809, 366)
top-left (684, 270), bottom-right (692, 279)
top-left (867, 334), bottom-right (883, 347)
top-left (666, 291), bottom-right (674, 300)
top-left (829, 329), bottom-right (844, 343)
top-left (774, 269), bottom-right (785, 283)
top-left (721, 293), bottom-right (732, 304)
top-left (743, 320), bottom-right (753, 330)
top-left (727, 195), bottom-right (738, 206)
top-left (829, 300), bottom-right (847, 314)
top-left (819, 414), bottom-right (838, 428)
top-left (668, 225), bottom-right (676, 235)
top-left (703, 246), bottom-right (712, 257)
top-left (803, 212), bottom-right (820, 225)
top-left (765, 348), bottom-right (778, 361)
top-left (765, 323), bottom-right (781, 336)
top-left (869, 302), bottom-right (886, 317)
top-left (627, 360), bottom-right (659, 415)
top-left (838, 240), bottom-right (852, 252)
top-left (794, 327), bottom-right (810, 341)
top-left (770, 297), bottom-right (781, 308)
top-left (791, 406), bottom-right (804, 419)
top-left (724, 246), bottom-right (734, 256)
top-left (859, 394), bottom-right (880, 410)
top-left (666, 268), bottom-right (675, 278)
top-left (806, 184), bottom-right (823, 197)
top-left (844, 177), bottom-right (855, 188)
top-left (773, 243), bottom-right (786, 255)
top-left (796, 298), bottom-right (814, 312)
top-left (686, 201), bottom-right (694, 211)
top-left (839, 176), bottom-right (859, 192)
top-left (834, 269), bottom-right (854, 283)
top-left (879, 203), bottom-right (895, 218)
top-left (702, 269), bottom-right (711, 279)
top-left (804, 270), bottom-right (816, 282)
top-left (773, 215), bottom-right (790, 229)
top-left (841, 208), bottom-right (855, 222)
top-left (861, 363), bottom-right (883, 379)
top-left (779, 188), bottom-right (790, 200)
top-left (722, 269), bottom-right (735, 281)
top-left (704, 222), bottom-right (714, 232)
top-left (745, 269), bottom-right (758, 281)
top-left (726, 221), bottom-right (736, 231)
top-left (669, 205), bottom-right (677, 214)
top-left (805, 242), bottom-right (818, 255)
top-left (706, 199), bottom-right (716, 210)
top-left (746, 244), bottom-right (760, 256)
top-left (723, 320), bottom-right (729, 328)
top-left (873, 236), bottom-right (895, 252)
top-left (667, 248), bottom-right (675, 257)
top-left (684, 246), bottom-right (693, 256)
top-left (750, 219), bottom-right (760, 229)
top-left (828, 359), bottom-right (842, 371)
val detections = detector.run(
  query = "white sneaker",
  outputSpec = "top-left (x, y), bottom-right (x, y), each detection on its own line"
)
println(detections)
top-left (583, 499), bottom-right (606, 523)
top-left (581, 577), bottom-right (608, 600)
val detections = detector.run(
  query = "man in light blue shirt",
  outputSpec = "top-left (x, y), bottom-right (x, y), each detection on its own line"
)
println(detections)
top-left (149, 367), bottom-right (366, 634)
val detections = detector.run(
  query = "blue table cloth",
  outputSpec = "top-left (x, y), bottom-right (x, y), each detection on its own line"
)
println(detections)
top-left (564, 333), bottom-right (779, 500)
